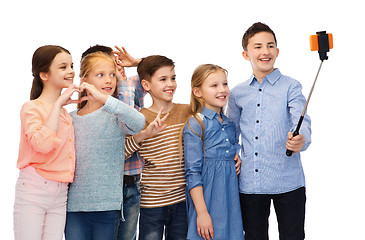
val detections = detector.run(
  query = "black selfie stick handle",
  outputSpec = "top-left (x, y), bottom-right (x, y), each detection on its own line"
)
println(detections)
top-left (286, 116), bottom-right (304, 156)
top-left (286, 60), bottom-right (323, 157)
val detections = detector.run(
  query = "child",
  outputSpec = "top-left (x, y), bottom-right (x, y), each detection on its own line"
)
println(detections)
top-left (64, 52), bottom-right (145, 239)
top-left (14, 45), bottom-right (80, 240)
top-left (183, 64), bottom-right (244, 240)
top-left (227, 22), bottom-right (311, 240)
top-left (124, 55), bottom-right (190, 240)
top-left (81, 44), bottom-right (146, 240)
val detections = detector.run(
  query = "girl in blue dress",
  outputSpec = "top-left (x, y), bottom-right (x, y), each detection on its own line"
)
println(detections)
top-left (183, 64), bottom-right (244, 240)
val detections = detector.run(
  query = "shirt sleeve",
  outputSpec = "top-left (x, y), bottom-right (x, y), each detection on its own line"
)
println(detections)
top-left (183, 116), bottom-right (204, 191)
top-left (125, 135), bottom-right (142, 159)
top-left (227, 89), bottom-right (242, 148)
top-left (20, 102), bottom-right (61, 154)
top-left (287, 80), bottom-right (312, 151)
top-left (102, 96), bottom-right (145, 135)
top-left (117, 79), bottom-right (135, 108)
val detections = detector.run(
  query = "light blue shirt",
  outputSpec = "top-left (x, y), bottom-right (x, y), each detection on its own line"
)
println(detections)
top-left (67, 96), bottom-right (145, 212)
top-left (227, 68), bottom-right (311, 194)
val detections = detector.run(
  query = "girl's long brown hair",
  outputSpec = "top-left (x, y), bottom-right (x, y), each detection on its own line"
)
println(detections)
top-left (179, 64), bottom-right (228, 162)
top-left (30, 45), bottom-right (70, 100)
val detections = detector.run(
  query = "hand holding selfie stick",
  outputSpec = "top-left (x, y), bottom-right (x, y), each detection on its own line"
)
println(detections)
top-left (286, 31), bottom-right (333, 156)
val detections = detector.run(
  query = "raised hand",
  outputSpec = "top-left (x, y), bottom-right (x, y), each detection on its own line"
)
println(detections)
top-left (79, 82), bottom-right (108, 105)
top-left (56, 84), bottom-right (81, 107)
top-left (113, 46), bottom-right (141, 67)
top-left (133, 108), bottom-right (169, 143)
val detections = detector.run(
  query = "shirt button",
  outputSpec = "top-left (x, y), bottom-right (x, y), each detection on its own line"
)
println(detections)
top-left (255, 169), bottom-right (259, 172)
top-left (257, 103), bottom-right (260, 107)
top-left (226, 139), bottom-right (229, 142)
top-left (222, 128), bottom-right (225, 131)
top-left (255, 152), bottom-right (258, 156)
top-left (256, 120), bottom-right (260, 123)
top-left (259, 89), bottom-right (262, 92)
top-left (69, 156), bottom-right (72, 159)
top-left (255, 136), bottom-right (258, 140)
top-left (226, 150), bottom-right (229, 153)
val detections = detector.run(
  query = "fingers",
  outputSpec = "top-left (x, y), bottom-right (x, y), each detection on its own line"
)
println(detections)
top-left (114, 45), bottom-right (124, 54)
top-left (234, 154), bottom-right (242, 175)
top-left (161, 112), bottom-right (169, 122)
top-left (155, 107), bottom-right (165, 126)
top-left (199, 227), bottom-right (214, 240)
top-left (286, 133), bottom-right (305, 153)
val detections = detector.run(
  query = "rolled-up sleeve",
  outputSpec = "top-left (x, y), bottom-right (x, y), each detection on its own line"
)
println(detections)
top-left (21, 102), bottom-right (61, 154)
top-left (183, 117), bottom-right (204, 191)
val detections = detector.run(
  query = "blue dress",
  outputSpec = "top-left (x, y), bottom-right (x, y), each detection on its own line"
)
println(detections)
top-left (183, 107), bottom-right (244, 240)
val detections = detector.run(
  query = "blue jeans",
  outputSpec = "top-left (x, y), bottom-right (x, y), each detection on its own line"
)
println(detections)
top-left (116, 177), bottom-right (141, 240)
top-left (138, 201), bottom-right (188, 240)
top-left (65, 210), bottom-right (120, 240)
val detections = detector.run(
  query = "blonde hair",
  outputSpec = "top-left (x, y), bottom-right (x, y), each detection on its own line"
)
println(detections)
top-left (78, 51), bottom-right (116, 109)
top-left (179, 64), bottom-right (228, 161)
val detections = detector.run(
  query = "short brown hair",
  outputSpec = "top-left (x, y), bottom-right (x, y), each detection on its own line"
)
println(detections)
top-left (242, 22), bottom-right (277, 51)
top-left (137, 55), bottom-right (175, 82)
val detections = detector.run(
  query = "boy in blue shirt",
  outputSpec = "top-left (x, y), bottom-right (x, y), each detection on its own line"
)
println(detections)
top-left (227, 22), bottom-right (311, 240)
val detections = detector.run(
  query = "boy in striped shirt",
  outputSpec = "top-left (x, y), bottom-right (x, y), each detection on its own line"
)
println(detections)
top-left (125, 55), bottom-right (190, 240)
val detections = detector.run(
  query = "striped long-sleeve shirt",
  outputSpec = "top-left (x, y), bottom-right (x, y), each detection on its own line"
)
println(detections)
top-left (125, 103), bottom-right (190, 208)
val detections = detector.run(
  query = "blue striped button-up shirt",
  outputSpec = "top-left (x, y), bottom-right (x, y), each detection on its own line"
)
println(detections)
top-left (227, 68), bottom-right (311, 194)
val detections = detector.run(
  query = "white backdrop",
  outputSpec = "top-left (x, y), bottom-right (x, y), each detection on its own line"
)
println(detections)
top-left (1, 0), bottom-right (364, 239)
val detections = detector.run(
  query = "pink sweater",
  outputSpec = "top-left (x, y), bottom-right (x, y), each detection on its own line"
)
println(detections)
top-left (17, 100), bottom-right (75, 182)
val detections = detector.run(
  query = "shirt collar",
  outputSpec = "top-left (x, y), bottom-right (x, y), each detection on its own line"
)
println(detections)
top-left (200, 107), bottom-right (217, 120)
top-left (200, 107), bottom-right (229, 124)
top-left (249, 68), bottom-right (282, 85)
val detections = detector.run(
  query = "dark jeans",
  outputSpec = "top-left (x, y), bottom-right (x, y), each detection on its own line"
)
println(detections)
top-left (116, 175), bottom-right (141, 240)
top-left (138, 201), bottom-right (188, 240)
top-left (65, 210), bottom-right (120, 240)
top-left (240, 187), bottom-right (306, 240)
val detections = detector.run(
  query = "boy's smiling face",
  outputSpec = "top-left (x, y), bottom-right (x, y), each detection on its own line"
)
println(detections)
top-left (141, 66), bottom-right (177, 104)
top-left (242, 31), bottom-right (279, 82)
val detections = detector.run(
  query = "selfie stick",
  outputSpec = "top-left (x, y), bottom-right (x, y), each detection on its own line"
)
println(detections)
top-left (286, 31), bottom-right (333, 156)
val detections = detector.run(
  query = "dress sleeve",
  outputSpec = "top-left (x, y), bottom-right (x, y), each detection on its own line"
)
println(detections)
top-left (20, 102), bottom-right (61, 154)
top-left (102, 95), bottom-right (145, 135)
top-left (183, 116), bottom-right (204, 191)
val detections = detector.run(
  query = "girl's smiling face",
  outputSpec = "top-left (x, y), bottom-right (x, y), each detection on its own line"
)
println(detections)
top-left (193, 70), bottom-right (229, 114)
top-left (42, 51), bottom-right (75, 89)
top-left (84, 60), bottom-right (117, 96)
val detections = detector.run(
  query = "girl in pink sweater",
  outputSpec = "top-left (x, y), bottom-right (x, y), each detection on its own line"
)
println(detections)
top-left (14, 45), bottom-right (80, 240)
